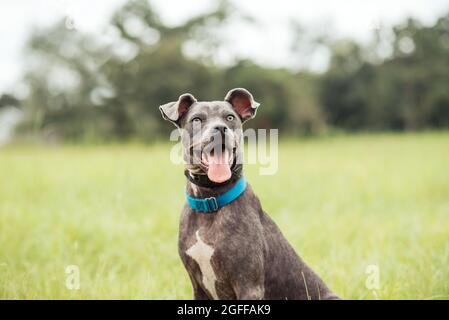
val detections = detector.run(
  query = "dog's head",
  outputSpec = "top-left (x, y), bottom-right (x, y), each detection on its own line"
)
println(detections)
top-left (160, 88), bottom-right (259, 184)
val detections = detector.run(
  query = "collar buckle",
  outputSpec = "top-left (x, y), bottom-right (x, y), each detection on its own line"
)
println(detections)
top-left (205, 197), bottom-right (218, 212)
top-left (185, 176), bottom-right (247, 213)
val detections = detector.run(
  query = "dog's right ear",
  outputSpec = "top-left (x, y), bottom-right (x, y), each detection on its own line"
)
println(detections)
top-left (159, 93), bottom-right (197, 127)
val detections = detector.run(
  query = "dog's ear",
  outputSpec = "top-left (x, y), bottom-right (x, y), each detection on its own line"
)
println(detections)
top-left (224, 88), bottom-right (260, 123)
top-left (159, 93), bottom-right (197, 126)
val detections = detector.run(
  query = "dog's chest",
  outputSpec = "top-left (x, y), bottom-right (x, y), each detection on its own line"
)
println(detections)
top-left (185, 230), bottom-right (219, 299)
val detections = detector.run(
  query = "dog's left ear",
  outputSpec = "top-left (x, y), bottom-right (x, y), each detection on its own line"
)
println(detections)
top-left (224, 88), bottom-right (260, 123)
top-left (159, 93), bottom-right (197, 127)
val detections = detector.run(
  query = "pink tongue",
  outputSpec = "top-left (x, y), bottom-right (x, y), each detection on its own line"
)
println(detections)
top-left (207, 150), bottom-right (231, 183)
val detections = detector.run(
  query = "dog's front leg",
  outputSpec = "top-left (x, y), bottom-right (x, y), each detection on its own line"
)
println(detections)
top-left (188, 273), bottom-right (210, 300)
top-left (231, 263), bottom-right (265, 300)
top-left (234, 284), bottom-right (265, 300)
top-left (226, 232), bottom-right (266, 300)
top-left (193, 285), bottom-right (210, 300)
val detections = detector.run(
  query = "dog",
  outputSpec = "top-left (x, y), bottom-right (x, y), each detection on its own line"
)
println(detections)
top-left (160, 88), bottom-right (339, 300)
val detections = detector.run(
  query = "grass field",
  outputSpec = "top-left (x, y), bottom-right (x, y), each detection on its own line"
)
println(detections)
top-left (0, 132), bottom-right (448, 299)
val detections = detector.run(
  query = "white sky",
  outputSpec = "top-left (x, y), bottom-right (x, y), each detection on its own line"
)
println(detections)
top-left (0, 0), bottom-right (448, 93)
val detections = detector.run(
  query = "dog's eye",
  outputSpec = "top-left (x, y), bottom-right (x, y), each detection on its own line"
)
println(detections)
top-left (192, 117), bottom-right (202, 124)
top-left (226, 115), bottom-right (235, 121)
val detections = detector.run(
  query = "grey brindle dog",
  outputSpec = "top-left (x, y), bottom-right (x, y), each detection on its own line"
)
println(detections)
top-left (160, 88), bottom-right (339, 300)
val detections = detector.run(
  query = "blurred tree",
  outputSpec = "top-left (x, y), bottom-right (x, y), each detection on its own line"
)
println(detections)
top-left (0, 94), bottom-right (20, 109)
top-left (321, 40), bottom-right (370, 130)
top-left (19, 0), bottom-right (232, 141)
top-left (387, 15), bottom-right (449, 129)
top-left (321, 13), bottom-right (449, 131)
top-left (14, 1), bottom-right (449, 141)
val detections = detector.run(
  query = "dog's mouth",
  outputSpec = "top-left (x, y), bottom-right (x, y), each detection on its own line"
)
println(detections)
top-left (200, 144), bottom-right (235, 183)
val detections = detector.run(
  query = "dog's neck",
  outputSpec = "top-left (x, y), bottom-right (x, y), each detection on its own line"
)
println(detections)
top-left (185, 166), bottom-right (242, 198)
top-left (186, 178), bottom-right (239, 198)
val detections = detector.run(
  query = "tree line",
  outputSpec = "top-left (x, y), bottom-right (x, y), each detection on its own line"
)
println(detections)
top-left (7, 0), bottom-right (449, 142)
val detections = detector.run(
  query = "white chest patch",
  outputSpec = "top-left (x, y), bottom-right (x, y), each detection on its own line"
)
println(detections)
top-left (186, 230), bottom-right (218, 299)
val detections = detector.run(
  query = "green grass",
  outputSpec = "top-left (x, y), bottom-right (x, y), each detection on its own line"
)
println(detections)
top-left (1, 132), bottom-right (448, 299)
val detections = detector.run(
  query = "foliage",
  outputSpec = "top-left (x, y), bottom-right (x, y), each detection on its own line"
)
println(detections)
top-left (321, 15), bottom-right (449, 131)
top-left (11, 1), bottom-right (449, 141)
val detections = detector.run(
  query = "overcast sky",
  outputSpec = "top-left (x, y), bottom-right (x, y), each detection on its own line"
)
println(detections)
top-left (1, 0), bottom-right (448, 93)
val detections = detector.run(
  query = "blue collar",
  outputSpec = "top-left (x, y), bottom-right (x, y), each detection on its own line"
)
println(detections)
top-left (186, 176), bottom-right (247, 213)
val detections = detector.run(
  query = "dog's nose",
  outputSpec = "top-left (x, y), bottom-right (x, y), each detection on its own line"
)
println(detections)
top-left (214, 125), bottom-right (228, 135)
